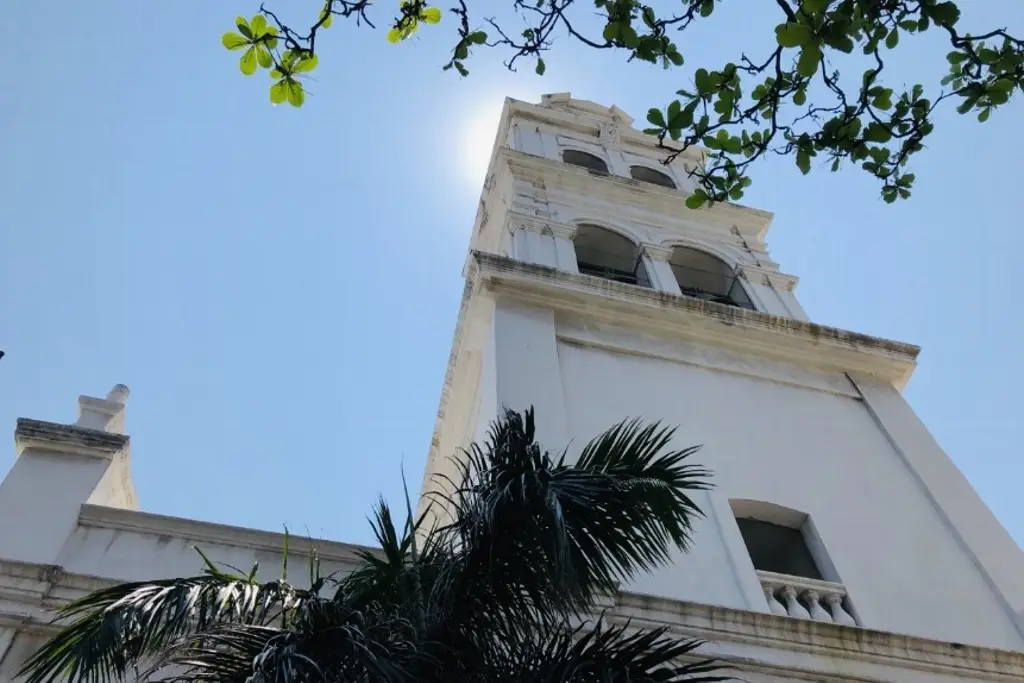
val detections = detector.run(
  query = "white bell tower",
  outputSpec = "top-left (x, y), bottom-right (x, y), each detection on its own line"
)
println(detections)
top-left (423, 93), bottom-right (1024, 658)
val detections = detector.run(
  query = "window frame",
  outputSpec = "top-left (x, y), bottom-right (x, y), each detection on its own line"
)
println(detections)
top-left (667, 245), bottom-right (756, 311)
top-left (572, 223), bottom-right (651, 289)
top-left (561, 149), bottom-right (610, 174)
top-left (629, 164), bottom-right (677, 189)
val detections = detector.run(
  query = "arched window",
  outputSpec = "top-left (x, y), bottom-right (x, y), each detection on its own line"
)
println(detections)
top-left (573, 225), bottom-right (650, 288)
top-left (630, 165), bottom-right (676, 189)
top-left (562, 149), bottom-right (609, 174)
top-left (669, 246), bottom-right (754, 310)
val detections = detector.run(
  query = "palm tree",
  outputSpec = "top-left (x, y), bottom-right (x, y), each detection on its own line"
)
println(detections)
top-left (19, 408), bottom-right (727, 683)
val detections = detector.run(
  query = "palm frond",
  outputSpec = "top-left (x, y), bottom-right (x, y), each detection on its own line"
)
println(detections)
top-left (19, 556), bottom-right (307, 683)
top-left (336, 498), bottom-right (441, 613)
top-left (148, 598), bottom-right (423, 683)
top-left (20, 408), bottom-right (719, 683)
top-left (429, 409), bottom-right (710, 631)
top-left (502, 619), bottom-right (729, 683)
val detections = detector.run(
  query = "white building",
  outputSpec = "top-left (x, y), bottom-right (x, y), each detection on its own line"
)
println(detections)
top-left (2, 94), bottom-right (1024, 683)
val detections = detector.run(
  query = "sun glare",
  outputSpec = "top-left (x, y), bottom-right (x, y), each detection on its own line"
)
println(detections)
top-left (458, 98), bottom-right (506, 188)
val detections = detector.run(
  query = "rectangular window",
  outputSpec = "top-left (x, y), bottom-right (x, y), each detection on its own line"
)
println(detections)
top-left (736, 518), bottom-right (822, 580)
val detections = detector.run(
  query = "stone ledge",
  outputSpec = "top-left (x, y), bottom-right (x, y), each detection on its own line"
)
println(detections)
top-left (614, 592), bottom-right (1024, 682)
top-left (76, 504), bottom-right (381, 564)
top-left (15, 419), bottom-right (128, 459)
top-left (471, 252), bottom-right (920, 388)
top-left (2, 553), bottom-right (1020, 682)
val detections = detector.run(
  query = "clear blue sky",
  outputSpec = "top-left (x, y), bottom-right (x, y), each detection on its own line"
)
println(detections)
top-left (1, 1), bottom-right (1022, 548)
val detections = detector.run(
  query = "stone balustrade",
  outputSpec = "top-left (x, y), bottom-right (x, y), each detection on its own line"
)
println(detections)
top-left (756, 570), bottom-right (857, 626)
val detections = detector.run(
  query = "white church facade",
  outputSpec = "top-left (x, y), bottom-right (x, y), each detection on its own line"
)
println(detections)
top-left (1, 94), bottom-right (1023, 683)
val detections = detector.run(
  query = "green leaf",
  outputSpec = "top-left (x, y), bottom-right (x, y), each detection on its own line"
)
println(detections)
top-left (694, 68), bottom-right (711, 93)
top-left (863, 122), bottom-right (891, 143)
top-left (222, 32), bottom-right (249, 50)
top-left (793, 88), bottom-right (807, 106)
top-left (287, 79), bottom-right (305, 107)
top-left (700, 0), bottom-right (714, 18)
top-left (797, 43), bottom-right (821, 78)
top-left (236, 16), bottom-right (252, 40)
top-left (620, 25), bottom-right (639, 49)
top-left (535, 58), bottom-right (546, 75)
top-left (674, 102), bottom-right (696, 129)
top-left (775, 22), bottom-right (813, 48)
top-left (240, 47), bottom-right (258, 75)
top-left (602, 22), bottom-right (618, 43)
top-left (250, 14), bottom-right (267, 36)
top-left (898, 20), bottom-right (918, 31)
top-left (667, 99), bottom-right (681, 120)
top-left (956, 97), bottom-right (977, 114)
top-left (270, 80), bottom-right (287, 104)
top-left (469, 31), bottom-right (487, 44)
top-left (420, 6), bottom-right (442, 24)
top-left (978, 107), bottom-right (991, 122)
top-left (647, 108), bottom-right (666, 127)
top-left (685, 192), bottom-right (707, 209)
top-left (320, 9), bottom-right (333, 28)
top-left (667, 49), bottom-right (684, 66)
top-left (256, 47), bottom-right (273, 69)
top-left (803, 0), bottom-right (829, 14)
top-left (796, 149), bottom-right (811, 175)
top-left (928, 1), bottom-right (960, 26)
top-left (294, 54), bottom-right (319, 73)
top-left (992, 79), bottom-right (1015, 93)
top-left (824, 33), bottom-right (854, 53)
top-left (885, 29), bottom-right (899, 49)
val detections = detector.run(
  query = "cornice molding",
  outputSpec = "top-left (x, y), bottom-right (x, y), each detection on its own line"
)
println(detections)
top-left (1, 555), bottom-right (1019, 682)
top-left (76, 504), bottom-right (380, 564)
top-left (612, 592), bottom-right (1024, 682)
top-left (471, 252), bottom-right (919, 388)
top-left (498, 148), bottom-right (774, 241)
top-left (15, 419), bottom-right (128, 460)
top-left (737, 263), bottom-right (800, 292)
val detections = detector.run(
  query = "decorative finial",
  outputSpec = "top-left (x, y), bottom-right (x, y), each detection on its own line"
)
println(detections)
top-left (106, 384), bottom-right (130, 404)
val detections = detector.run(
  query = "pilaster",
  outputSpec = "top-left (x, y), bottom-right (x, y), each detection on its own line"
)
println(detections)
top-left (492, 301), bottom-right (570, 452)
top-left (736, 264), bottom-right (807, 320)
top-left (641, 244), bottom-right (682, 295)
top-left (508, 214), bottom-right (579, 275)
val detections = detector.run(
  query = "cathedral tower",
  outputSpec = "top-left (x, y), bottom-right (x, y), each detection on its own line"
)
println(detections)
top-left (422, 93), bottom-right (1024, 656)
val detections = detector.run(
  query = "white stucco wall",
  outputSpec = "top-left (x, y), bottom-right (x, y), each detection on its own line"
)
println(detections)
top-left (555, 336), bottom-right (1022, 649)
top-left (464, 293), bottom-right (1024, 651)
